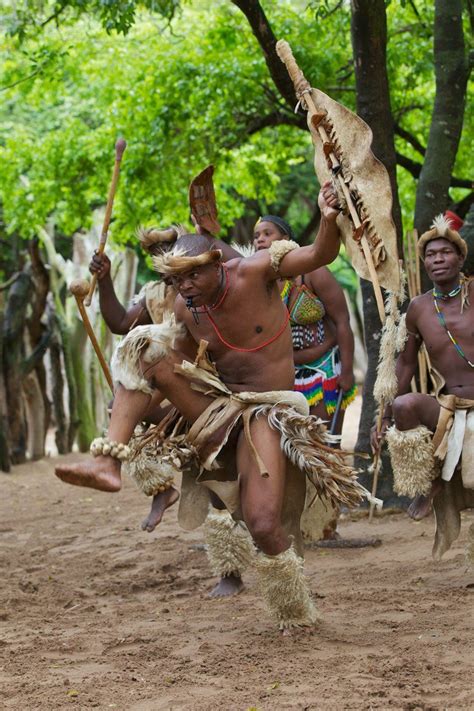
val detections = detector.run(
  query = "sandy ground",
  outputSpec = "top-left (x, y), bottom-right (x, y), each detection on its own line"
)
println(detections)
top-left (1, 400), bottom-right (474, 710)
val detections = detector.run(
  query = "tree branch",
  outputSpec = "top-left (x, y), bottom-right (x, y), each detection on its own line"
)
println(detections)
top-left (396, 151), bottom-right (472, 189)
top-left (394, 122), bottom-right (426, 156)
top-left (231, 0), bottom-right (299, 109)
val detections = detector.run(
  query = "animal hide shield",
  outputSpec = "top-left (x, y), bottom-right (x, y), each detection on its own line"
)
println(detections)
top-left (276, 40), bottom-right (400, 296)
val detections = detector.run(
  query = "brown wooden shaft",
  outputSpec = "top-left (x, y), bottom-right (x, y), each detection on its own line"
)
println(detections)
top-left (85, 138), bottom-right (127, 307)
top-left (368, 400), bottom-right (384, 523)
top-left (75, 295), bottom-right (114, 392)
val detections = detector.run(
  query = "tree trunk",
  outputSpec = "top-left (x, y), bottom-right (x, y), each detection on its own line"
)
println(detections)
top-left (25, 239), bottom-right (51, 447)
top-left (460, 202), bottom-right (474, 276)
top-left (23, 369), bottom-right (46, 460)
top-left (0, 295), bottom-right (11, 472)
top-left (47, 302), bottom-right (69, 454)
top-left (350, 0), bottom-right (403, 503)
top-left (414, 0), bottom-right (469, 236)
top-left (3, 271), bottom-right (32, 463)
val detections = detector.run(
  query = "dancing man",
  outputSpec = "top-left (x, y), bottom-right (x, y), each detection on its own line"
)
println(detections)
top-left (57, 182), bottom-right (365, 630)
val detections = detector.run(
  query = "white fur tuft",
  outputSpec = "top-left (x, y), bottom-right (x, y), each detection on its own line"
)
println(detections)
top-left (431, 214), bottom-right (453, 237)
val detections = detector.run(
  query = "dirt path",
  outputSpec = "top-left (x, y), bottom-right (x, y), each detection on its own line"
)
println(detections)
top-left (1, 452), bottom-right (473, 710)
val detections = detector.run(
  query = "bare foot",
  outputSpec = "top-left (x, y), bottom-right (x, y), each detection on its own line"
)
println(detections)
top-left (55, 455), bottom-right (121, 492)
top-left (407, 478), bottom-right (442, 521)
top-left (141, 487), bottom-right (180, 532)
top-left (208, 573), bottom-right (244, 598)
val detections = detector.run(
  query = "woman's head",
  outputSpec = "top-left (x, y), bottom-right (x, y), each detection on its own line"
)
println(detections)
top-left (253, 215), bottom-right (295, 251)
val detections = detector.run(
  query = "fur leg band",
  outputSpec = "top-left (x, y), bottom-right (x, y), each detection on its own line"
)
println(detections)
top-left (124, 433), bottom-right (178, 496)
top-left (386, 425), bottom-right (436, 497)
top-left (254, 546), bottom-right (319, 630)
top-left (111, 319), bottom-right (184, 394)
top-left (90, 437), bottom-right (130, 461)
top-left (204, 509), bottom-right (255, 577)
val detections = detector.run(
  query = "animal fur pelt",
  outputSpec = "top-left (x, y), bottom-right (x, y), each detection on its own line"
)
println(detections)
top-left (373, 269), bottom-right (407, 406)
top-left (137, 224), bottom-right (186, 253)
top-left (153, 246), bottom-right (222, 275)
top-left (111, 318), bottom-right (184, 394)
top-left (386, 425), bottom-right (436, 497)
top-left (204, 509), bottom-right (255, 577)
top-left (254, 546), bottom-right (319, 630)
top-left (268, 239), bottom-right (298, 272)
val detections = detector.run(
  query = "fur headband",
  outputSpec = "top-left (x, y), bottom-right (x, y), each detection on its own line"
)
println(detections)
top-left (418, 214), bottom-right (467, 260)
top-left (152, 246), bottom-right (222, 275)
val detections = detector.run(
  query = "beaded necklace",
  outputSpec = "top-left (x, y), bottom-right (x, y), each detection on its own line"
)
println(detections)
top-left (433, 283), bottom-right (462, 300)
top-left (433, 284), bottom-right (474, 368)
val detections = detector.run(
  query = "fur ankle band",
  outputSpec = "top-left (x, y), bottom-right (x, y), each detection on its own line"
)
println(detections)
top-left (254, 546), bottom-right (319, 630)
top-left (204, 509), bottom-right (255, 577)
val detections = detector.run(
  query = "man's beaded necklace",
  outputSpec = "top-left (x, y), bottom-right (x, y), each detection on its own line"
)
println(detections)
top-left (433, 282), bottom-right (474, 368)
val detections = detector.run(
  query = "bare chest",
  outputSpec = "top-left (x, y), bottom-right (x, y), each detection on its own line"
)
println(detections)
top-left (419, 299), bottom-right (474, 370)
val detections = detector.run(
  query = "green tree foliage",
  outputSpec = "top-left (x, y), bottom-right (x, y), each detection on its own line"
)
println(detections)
top-left (0, 1), bottom-right (471, 254)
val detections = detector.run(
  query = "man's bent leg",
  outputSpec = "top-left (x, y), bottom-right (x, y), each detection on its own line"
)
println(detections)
top-left (238, 417), bottom-right (317, 630)
top-left (388, 393), bottom-right (441, 520)
top-left (55, 386), bottom-right (153, 492)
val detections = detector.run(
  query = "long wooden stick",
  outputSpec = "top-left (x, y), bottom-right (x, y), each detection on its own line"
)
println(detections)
top-left (276, 40), bottom-right (386, 323)
top-left (84, 138), bottom-right (127, 307)
top-left (70, 279), bottom-right (114, 392)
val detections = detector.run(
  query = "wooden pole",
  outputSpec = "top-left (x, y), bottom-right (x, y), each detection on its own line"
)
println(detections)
top-left (70, 279), bottom-right (114, 392)
top-left (84, 138), bottom-right (127, 307)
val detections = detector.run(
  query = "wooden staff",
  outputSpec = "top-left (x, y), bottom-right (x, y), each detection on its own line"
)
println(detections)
top-left (276, 40), bottom-right (386, 324)
top-left (70, 279), bottom-right (114, 392)
top-left (84, 138), bottom-right (127, 307)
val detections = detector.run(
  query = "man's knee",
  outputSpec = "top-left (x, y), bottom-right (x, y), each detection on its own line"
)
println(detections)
top-left (245, 511), bottom-right (281, 548)
top-left (392, 393), bottom-right (419, 426)
top-left (140, 353), bottom-right (175, 388)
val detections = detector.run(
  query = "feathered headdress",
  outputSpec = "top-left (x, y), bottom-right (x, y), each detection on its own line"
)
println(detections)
top-left (417, 214), bottom-right (467, 259)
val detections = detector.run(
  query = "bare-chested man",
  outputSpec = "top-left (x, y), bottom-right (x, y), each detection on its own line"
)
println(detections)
top-left (372, 215), bottom-right (474, 529)
top-left (87, 226), bottom-right (252, 597)
top-left (56, 182), bottom-right (363, 629)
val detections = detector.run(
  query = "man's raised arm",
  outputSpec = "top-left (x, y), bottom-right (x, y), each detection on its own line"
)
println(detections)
top-left (278, 182), bottom-right (341, 278)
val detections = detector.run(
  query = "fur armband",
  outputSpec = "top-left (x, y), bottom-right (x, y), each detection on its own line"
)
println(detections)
top-left (90, 437), bottom-right (130, 461)
top-left (268, 239), bottom-right (299, 273)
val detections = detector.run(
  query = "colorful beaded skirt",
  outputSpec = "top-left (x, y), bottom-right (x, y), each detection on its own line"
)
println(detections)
top-left (294, 346), bottom-right (357, 412)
